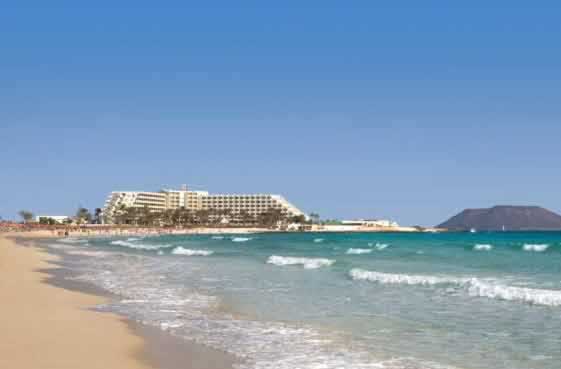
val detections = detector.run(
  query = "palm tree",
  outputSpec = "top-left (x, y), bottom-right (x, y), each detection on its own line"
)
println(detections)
top-left (76, 207), bottom-right (92, 225)
top-left (309, 212), bottom-right (320, 224)
top-left (238, 210), bottom-right (252, 226)
top-left (257, 207), bottom-right (284, 228)
top-left (178, 207), bottom-right (194, 227)
top-left (113, 204), bottom-right (128, 225)
top-left (18, 210), bottom-right (34, 224)
top-left (94, 208), bottom-right (103, 224)
top-left (195, 209), bottom-right (210, 226)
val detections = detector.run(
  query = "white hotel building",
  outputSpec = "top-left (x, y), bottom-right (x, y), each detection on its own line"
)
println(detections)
top-left (102, 185), bottom-right (306, 224)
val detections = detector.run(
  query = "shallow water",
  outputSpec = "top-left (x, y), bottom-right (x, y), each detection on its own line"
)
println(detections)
top-left (47, 232), bottom-right (561, 369)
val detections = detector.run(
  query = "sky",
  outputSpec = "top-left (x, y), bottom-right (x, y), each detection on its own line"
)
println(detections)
top-left (2, 1), bottom-right (561, 225)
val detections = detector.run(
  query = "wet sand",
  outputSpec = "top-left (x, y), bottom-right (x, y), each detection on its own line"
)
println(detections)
top-left (0, 234), bottom-right (238, 369)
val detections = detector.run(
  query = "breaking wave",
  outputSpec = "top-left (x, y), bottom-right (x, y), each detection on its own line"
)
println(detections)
top-left (349, 269), bottom-right (561, 307)
top-left (58, 238), bottom-right (88, 244)
top-left (523, 244), bottom-right (549, 252)
top-left (465, 278), bottom-right (561, 307)
top-left (65, 250), bottom-right (111, 257)
top-left (267, 256), bottom-right (335, 269)
top-left (171, 247), bottom-right (214, 256)
top-left (232, 237), bottom-right (252, 243)
top-left (349, 269), bottom-right (461, 286)
top-left (375, 243), bottom-right (389, 250)
top-left (211, 236), bottom-right (225, 240)
top-left (313, 238), bottom-right (325, 243)
top-left (110, 240), bottom-right (172, 250)
top-left (368, 242), bottom-right (389, 250)
top-left (473, 244), bottom-right (493, 251)
top-left (346, 248), bottom-right (373, 255)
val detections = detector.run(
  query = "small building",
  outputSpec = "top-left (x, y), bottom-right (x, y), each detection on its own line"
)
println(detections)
top-left (35, 215), bottom-right (69, 224)
top-left (341, 219), bottom-right (399, 228)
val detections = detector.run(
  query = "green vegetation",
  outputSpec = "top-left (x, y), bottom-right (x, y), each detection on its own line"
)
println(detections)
top-left (38, 217), bottom-right (57, 225)
top-left (18, 210), bottom-right (34, 223)
top-left (94, 208), bottom-right (103, 224)
top-left (75, 207), bottom-right (92, 224)
top-left (112, 206), bottom-right (310, 229)
top-left (309, 212), bottom-right (320, 224)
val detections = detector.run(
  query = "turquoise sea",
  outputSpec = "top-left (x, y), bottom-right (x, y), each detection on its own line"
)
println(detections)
top-left (49, 232), bottom-right (561, 369)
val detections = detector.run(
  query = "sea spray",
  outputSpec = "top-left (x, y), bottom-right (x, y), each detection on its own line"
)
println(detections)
top-left (523, 244), bottom-right (549, 252)
top-left (474, 244), bottom-right (493, 251)
top-left (349, 269), bottom-right (462, 286)
top-left (350, 269), bottom-right (561, 307)
top-left (232, 237), bottom-right (252, 243)
top-left (110, 240), bottom-right (172, 250)
top-left (346, 248), bottom-right (373, 255)
top-left (172, 247), bottom-right (214, 256)
top-left (267, 256), bottom-right (335, 269)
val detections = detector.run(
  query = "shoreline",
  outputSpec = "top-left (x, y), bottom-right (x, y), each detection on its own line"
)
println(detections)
top-left (1, 225), bottom-right (445, 240)
top-left (1, 233), bottom-right (238, 369)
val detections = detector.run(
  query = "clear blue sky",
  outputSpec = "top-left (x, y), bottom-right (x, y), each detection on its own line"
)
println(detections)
top-left (2, 1), bottom-right (561, 225)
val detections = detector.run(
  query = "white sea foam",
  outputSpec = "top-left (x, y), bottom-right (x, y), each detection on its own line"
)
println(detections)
top-left (58, 238), bottom-right (88, 244)
top-left (313, 238), bottom-right (325, 243)
top-left (126, 237), bottom-right (143, 242)
top-left (231, 237), bottom-right (252, 243)
top-left (349, 269), bottom-right (462, 286)
top-left (48, 243), bottom-right (73, 250)
top-left (523, 244), bottom-right (549, 252)
top-left (350, 269), bottom-right (561, 307)
top-left (466, 279), bottom-right (561, 307)
top-left (65, 250), bottom-right (110, 257)
top-left (110, 240), bottom-right (171, 250)
top-left (375, 243), bottom-right (389, 250)
top-left (346, 248), bottom-right (373, 255)
top-left (211, 236), bottom-right (225, 240)
top-left (69, 242), bottom-right (471, 369)
top-left (267, 255), bottom-right (335, 269)
top-left (368, 242), bottom-right (389, 250)
top-left (171, 247), bottom-right (214, 256)
top-left (474, 244), bottom-right (493, 251)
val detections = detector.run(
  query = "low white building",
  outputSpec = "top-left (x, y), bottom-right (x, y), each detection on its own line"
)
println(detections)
top-left (35, 215), bottom-right (69, 224)
top-left (341, 219), bottom-right (399, 228)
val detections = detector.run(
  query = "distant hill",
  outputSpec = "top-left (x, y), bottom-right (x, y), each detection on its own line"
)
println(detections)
top-left (437, 206), bottom-right (561, 231)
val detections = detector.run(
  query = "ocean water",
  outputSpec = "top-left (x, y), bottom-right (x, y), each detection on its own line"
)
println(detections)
top-left (47, 232), bottom-right (561, 369)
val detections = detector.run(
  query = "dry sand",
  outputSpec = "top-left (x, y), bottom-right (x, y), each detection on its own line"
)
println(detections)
top-left (0, 234), bottom-right (153, 369)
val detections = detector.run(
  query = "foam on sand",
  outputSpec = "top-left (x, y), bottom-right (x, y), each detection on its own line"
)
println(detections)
top-left (346, 248), bottom-right (373, 255)
top-left (231, 237), bottom-right (252, 243)
top-left (473, 244), bottom-right (493, 251)
top-left (523, 244), bottom-right (549, 252)
top-left (171, 247), bottom-right (214, 256)
top-left (267, 255), bottom-right (335, 269)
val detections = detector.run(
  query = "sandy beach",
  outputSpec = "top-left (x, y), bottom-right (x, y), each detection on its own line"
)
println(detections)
top-left (0, 234), bottom-right (153, 369)
top-left (0, 234), bottom-right (236, 369)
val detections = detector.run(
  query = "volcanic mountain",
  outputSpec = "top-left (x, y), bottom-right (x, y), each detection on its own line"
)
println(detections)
top-left (437, 205), bottom-right (561, 231)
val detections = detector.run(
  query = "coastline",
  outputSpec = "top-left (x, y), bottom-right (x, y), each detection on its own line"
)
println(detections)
top-left (0, 233), bottom-right (238, 369)
top-left (1, 225), bottom-right (444, 241)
